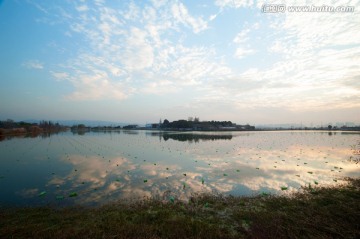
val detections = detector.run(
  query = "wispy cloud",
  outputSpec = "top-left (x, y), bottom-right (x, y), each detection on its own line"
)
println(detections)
top-left (171, 2), bottom-right (208, 33)
top-left (51, 71), bottom-right (69, 81)
top-left (197, 0), bottom-right (360, 113)
top-left (122, 27), bottom-right (154, 71)
top-left (36, 0), bottom-right (227, 101)
top-left (215, 0), bottom-right (254, 9)
top-left (76, 4), bottom-right (89, 12)
top-left (234, 47), bottom-right (255, 59)
top-left (22, 60), bottom-right (44, 69)
top-left (26, 0), bottom-right (360, 122)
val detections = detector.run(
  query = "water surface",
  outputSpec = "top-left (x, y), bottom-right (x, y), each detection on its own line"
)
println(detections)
top-left (0, 130), bottom-right (359, 206)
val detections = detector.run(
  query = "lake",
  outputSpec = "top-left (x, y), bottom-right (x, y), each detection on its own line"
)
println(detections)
top-left (0, 130), bottom-right (359, 207)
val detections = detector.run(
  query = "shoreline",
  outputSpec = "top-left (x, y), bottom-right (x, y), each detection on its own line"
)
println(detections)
top-left (1, 177), bottom-right (359, 238)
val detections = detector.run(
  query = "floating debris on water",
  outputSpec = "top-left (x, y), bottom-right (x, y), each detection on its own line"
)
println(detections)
top-left (69, 192), bottom-right (77, 197)
top-left (38, 191), bottom-right (46, 197)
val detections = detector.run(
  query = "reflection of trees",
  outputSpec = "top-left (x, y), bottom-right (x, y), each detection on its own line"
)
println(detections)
top-left (145, 132), bottom-right (233, 142)
top-left (0, 132), bottom-right (59, 141)
top-left (122, 130), bottom-right (139, 135)
top-left (162, 133), bottom-right (232, 143)
top-left (72, 130), bottom-right (87, 136)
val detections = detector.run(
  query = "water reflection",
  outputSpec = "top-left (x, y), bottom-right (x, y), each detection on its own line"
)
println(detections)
top-left (0, 131), bottom-right (59, 141)
top-left (146, 132), bottom-right (234, 143)
top-left (122, 130), bottom-right (139, 135)
top-left (163, 133), bottom-right (232, 142)
top-left (0, 131), bottom-right (359, 206)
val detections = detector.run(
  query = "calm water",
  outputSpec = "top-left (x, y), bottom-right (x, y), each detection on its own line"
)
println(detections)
top-left (0, 130), bottom-right (359, 207)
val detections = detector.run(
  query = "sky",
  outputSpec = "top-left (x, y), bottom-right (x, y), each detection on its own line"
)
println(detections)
top-left (0, 0), bottom-right (359, 125)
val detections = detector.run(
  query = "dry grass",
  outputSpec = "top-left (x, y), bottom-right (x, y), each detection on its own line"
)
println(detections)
top-left (1, 178), bottom-right (359, 239)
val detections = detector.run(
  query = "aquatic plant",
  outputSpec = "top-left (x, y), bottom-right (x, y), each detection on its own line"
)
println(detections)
top-left (69, 192), bottom-right (78, 197)
top-left (38, 191), bottom-right (46, 197)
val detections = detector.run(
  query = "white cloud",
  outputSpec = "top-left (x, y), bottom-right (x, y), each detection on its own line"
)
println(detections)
top-left (121, 27), bottom-right (154, 71)
top-left (232, 27), bottom-right (256, 59)
top-left (37, 0), bottom-right (359, 115)
top-left (51, 71), bottom-right (69, 81)
top-left (233, 29), bottom-right (250, 44)
top-left (171, 2), bottom-right (208, 33)
top-left (23, 60), bottom-right (44, 69)
top-left (215, 0), bottom-right (254, 9)
top-left (41, 1), bottom-right (228, 100)
top-left (209, 14), bottom-right (217, 21)
top-left (151, 0), bottom-right (168, 9)
top-left (65, 72), bottom-right (131, 101)
top-left (76, 5), bottom-right (89, 12)
top-left (234, 47), bottom-right (255, 59)
top-left (121, 2), bottom-right (139, 21)
top-left (200, 0), bottom-right (360, 113)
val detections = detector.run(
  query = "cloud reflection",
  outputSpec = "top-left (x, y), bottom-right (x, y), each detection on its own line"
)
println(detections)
top-left (15, 131), bottom-right (360, 206)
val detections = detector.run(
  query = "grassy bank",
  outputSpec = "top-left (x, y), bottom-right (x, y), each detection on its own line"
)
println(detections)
top-left (1, 178), bottom-right (359, 239)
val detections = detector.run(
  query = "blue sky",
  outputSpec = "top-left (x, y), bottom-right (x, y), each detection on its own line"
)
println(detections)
top-left (0, 0), bottom-right (359, 125)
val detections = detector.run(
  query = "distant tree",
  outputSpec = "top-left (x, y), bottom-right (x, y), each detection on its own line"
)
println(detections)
top-left (78, 124), bottom-right (86, 128)
top-left (163, 119), bottom-right (170, 125)
top-left (2, 119), bottom-right (16, 129)
top-left (328, 125), bottom-right (333, 130)
top-left (169, 120), bottom-right (193, 128)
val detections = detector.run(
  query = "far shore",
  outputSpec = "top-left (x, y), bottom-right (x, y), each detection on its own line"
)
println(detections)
top-left (1, 127), bottom-right (360, 141)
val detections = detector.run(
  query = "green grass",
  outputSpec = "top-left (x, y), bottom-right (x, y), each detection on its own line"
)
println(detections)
top-left (1, 178), bottom-right (359, 239)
